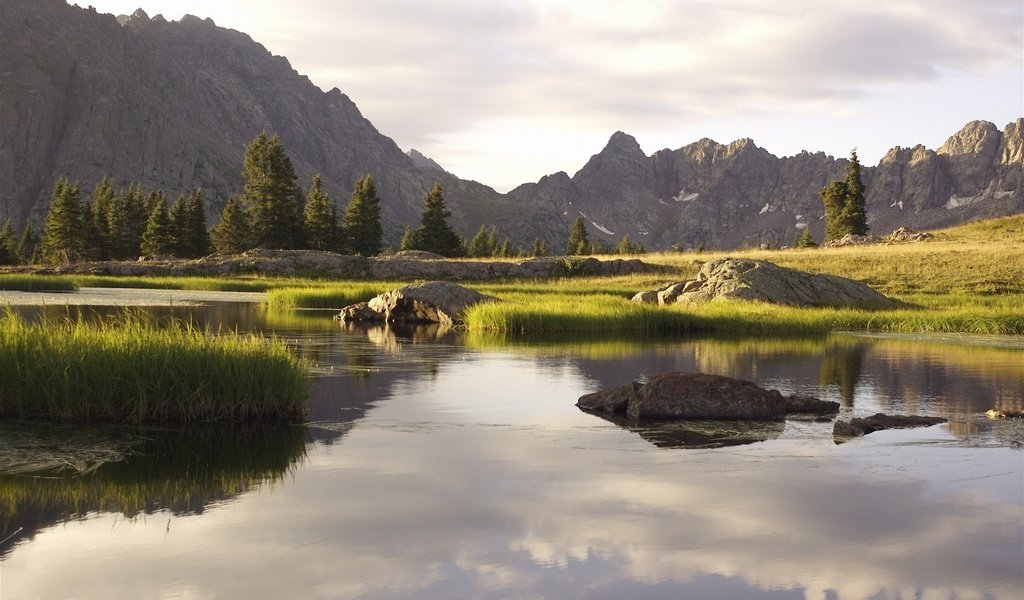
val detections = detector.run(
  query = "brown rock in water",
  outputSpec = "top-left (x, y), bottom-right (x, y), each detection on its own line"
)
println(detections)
top-left (576, 382), bottom-right (641, 415)
top-left (337, 281), bottom-right (497, 326)
top-left (784, 394), bottom-right (840, 415)
top-left (833, 413), bottom-right (948, 439)
top-left (625, 373), bottom-right (788, 422)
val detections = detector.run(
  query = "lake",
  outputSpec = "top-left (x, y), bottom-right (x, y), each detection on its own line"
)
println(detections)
top-left (1, 291), bottom-right (1022, 599)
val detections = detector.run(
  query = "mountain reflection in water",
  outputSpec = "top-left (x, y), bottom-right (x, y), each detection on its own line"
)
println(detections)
top-left (1, 299), bottom-right (1021, 599)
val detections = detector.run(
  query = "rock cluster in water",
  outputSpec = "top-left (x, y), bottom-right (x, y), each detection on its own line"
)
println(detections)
top-left (336, 281), bottom-right (498, 326)
top-left (632, 258), bottom-right (899, 308)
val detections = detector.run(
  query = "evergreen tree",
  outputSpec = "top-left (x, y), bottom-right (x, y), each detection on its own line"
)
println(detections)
top-left (303, 175), bottom-right (336, 251)
top-left (566, 216), bottom-right (589, 255)
top-left (109, 184), bottom-right (148, 259)
top-left (614, 234), bottom-right (644, 255)
top-left (89, 177), bottom-right (116, 260)
top-left (211, 196), bottom-right (252, 254)
top-left (468, 224), bottom-right (497, 257)
top-left (820, 150), bottom-right (869, 242)
top-left (242, 133), bottom-right (305, 249)
top-left (168, 194), bottom-right (191, 257)
top-left (343, 175), bottom-right (384, 256)
top-left (841, 150), bottom-right (868, 236)
top-left (398, 225), bottom-right (416, 252)
top-left (0, 219), bottom-right (16, 265)
top-left (141, 197), bottom-right (174, 257)
top-left (530, 237), bottom-right (548, 257)
top-left (820, 180), bottom-right (849, 242)
top-left (184, 190), bottom-right (212, 257)
top-left (15, 222), bottom-right (40, 265)
top-left (41, 178), bottom-right (87, 264)
top-left (794, 227), bottom-right (817, 248)
top-left (406, 184), bottom-right (464, 256)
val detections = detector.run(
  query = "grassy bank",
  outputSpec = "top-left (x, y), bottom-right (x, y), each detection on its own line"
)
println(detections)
top-left (0, 274), bottom-right (77, 292)
top-left (0, 310), bottom-right (308, 423)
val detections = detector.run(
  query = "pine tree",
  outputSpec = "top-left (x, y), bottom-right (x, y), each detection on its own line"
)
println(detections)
top-left (303, 175), bottom-right (336, 251)
top-left (15, 222), bottom-right (39, 264)
top-left (89, 177), bottom-right (115, 260)
top-left (468, 224), bottom-right (497, 257)
top-left (109, 184), bottom-right (148, 259)
top-left (0, 219), bottom-right (16, 265)
top-left (41, 178), bottom-right (87, 264)
top-left (530, 237), bottom-right (548, 257)
top-left (168, 194), bottom-right (191, 257)
top-left (841, 149), bottom-right (868, 236)
top-left (398, 225), bottom-right (416, 252)
top-left (794, 227), bottom-right (817, 248)
top-left (406, 184), bottom-right (464, 256)
top-left (141, 197), bottom-right (174, 257)
top-left (211, 196), bottom-right (252, 254)
top-left (615, 234), bottom-right (644, 255)
top-left (184, 190), bottom-right (212, 257)
top-left (820, 180), bottom-right (849, 242)
top-left (242, 133), bottom-right (305, 249)
top-left (342, 175), bottom-right (383, 256)
top-left (566, 216), bottom-right (589, 255)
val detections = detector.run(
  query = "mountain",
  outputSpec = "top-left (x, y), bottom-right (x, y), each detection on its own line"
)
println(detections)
top-left (2, 0), bottom-right (1021, 251)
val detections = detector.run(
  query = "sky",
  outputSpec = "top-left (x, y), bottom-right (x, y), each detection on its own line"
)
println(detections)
top-left (74, 0), bottom-right (1023, 192)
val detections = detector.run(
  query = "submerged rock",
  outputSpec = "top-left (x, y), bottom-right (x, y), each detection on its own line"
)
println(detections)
top-left (986, 408), bottom-right (1024, 419)
top-left (833, 413), bottom-right (948, 439)
top-left (336, 281), bottom-right (498, 326)
top-left (632, 258), bottom-right (898, 308)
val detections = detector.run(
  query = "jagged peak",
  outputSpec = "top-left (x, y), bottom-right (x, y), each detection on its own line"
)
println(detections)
top-left (938, 120), bottom-right (1000, 156)
top-left (602, 131), bottom-right (646, 157)
top-left (120, 8), bottom-right (149, 27)
top-left (999, 118), bottom-right (1023, 165)
top-left (407, 149), bottom-right (448, 174)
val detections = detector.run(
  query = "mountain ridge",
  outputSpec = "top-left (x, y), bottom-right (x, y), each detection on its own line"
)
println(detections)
top-left (1, 0), bottom-right (1020, 251)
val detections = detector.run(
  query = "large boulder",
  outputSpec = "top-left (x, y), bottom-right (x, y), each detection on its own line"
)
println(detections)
top-left (336, 281), bottom-right (497, 326)
top-left (632, 258), bottom-right (899, 308)
top-left (626, 373), bottom-right (788, 421)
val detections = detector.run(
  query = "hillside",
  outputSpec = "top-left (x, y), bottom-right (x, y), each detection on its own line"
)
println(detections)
top-left (1, 0), bottom-right (1021, 250)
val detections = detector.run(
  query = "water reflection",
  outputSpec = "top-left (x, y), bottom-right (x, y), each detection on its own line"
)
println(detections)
top-left (0, 423), bottom-right (313, 558)
top-left (2, 298), bottom-right (1022, 599)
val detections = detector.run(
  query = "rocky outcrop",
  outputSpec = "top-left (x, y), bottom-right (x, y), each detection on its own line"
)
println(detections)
top-left (833, 413), bottom-right (947, 439)
top-left (336, 282), bottom-right (497, 326)
top-left (577, 372), bottom-right (838, 422)
top-left (632, 258), bottom-right (898, 308)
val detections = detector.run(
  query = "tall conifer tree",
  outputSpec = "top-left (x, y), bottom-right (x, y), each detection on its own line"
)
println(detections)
top-left (211, 196), bottom-right (252, 254)
top-left (342, 175), bottom-right (383, 256)
top-left (566, 216), bottom-right (589, 255)
top-left (242, 133), bottom-right (305, 249)
top-left (303, 175), bottom-right (336, 251)
top-left (405, 184), bottom-right (463, 257)
top-left (141, 197), bottom-right (174, 257)
top-left (41, 178), bottom-right (87, 264)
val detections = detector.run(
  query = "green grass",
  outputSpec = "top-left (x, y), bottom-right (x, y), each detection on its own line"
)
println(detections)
top-left (0, 274), bottom-right (77, 292)
top-left (0, 309), bottom-right (309, 423)
top-left (265, 282), bottom-right (393, 309)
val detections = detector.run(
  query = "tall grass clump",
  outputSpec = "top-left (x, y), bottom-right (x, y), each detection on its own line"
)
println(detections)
top-left (0, 274), bottom-right (77, 292)
top-left (265, 282), bottom-right (388, 309)
top-left (0, 310), bottom-right (308, 424)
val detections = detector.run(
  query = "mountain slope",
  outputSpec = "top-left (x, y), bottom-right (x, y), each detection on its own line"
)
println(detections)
top-left (1, 0), bottom-right (1020, 251)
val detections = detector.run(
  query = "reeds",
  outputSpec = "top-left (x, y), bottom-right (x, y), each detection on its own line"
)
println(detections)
top-left (0, 309), bottom-right (308, 423)
top-left (265, 282), bottom-right (390, 309)
top-left (0, 274), bottom-right (77, 292)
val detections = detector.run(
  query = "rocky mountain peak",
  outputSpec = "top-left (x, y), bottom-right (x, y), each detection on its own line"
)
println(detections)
top-left (602, 131), bottom-right (646, 159)
top-left (938, 120), bottom-right (1000, 157)
top-left (999, 119), bottom-right (1023, 165)
top-left (407, 149), bottom-right (448, 174)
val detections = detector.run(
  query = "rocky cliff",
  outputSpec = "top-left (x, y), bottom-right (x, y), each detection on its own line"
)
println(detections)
top-left (1, 0), bottom-right (1020, 251)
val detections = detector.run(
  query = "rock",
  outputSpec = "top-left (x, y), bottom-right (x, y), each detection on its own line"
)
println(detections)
top-left (632, 258), bottom-right (899, 309)
top-left (986, 409), bottom-right (1024, 419)
top-left (625, 372), bottom-right (788, 421)
top-left (784, 394), bottom-right (840, 415)
top-left (833, 413), bottom-right (948, 439)
top-left (336, 281), bottom-right (497, 326)
top-left (576, 382), bottom-right (640, 415)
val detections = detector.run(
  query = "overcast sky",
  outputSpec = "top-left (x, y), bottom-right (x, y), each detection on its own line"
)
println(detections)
top-left (76, 0), bottom-right (1022, 192)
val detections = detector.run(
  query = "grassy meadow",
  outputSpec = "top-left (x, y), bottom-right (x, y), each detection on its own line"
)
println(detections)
top-left (0, 310), bottom-right (308, 423)
top-left (267, 215), bottom-right (1024, 335)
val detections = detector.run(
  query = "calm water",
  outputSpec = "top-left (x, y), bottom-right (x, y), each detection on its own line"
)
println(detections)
top-left (1, 292), bottom-right (1023, 599)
